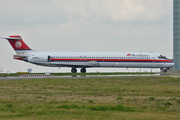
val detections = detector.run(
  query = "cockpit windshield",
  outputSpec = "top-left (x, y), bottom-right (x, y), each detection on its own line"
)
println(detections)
top-left (158, 55), bottom-right (168, 59)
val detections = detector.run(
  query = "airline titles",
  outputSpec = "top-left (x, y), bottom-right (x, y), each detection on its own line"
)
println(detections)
top-left (127, 54), bottom-right (149, 57)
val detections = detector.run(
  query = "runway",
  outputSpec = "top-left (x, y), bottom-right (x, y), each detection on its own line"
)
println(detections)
top-left (0, 74), bottom-right (161, 80)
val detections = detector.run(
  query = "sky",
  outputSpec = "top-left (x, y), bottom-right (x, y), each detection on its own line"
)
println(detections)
top-left (0, 0), bottom-right (173, 73)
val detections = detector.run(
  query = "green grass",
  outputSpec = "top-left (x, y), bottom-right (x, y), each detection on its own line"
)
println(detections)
top-left (0, 73), bottom-right (7, 77)
top-left (0, 76), bottom-right (180, 119)
top-left (148, 96), bottom-right (156, 100)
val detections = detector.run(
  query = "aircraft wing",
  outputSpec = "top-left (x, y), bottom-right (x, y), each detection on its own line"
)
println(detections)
top-left (38, 61), bottom-right (100, 68)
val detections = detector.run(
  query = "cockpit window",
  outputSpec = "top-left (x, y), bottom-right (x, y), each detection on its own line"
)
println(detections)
top-left (158, 55), bottom-right (168, 59)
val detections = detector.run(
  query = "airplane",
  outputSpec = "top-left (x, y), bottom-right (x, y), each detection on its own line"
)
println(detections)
top-left (0, 35), bottom-right (174, 73)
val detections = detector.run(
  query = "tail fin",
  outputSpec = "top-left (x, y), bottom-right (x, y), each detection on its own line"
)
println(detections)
top-left (0, 35), bottom-right (34, 55)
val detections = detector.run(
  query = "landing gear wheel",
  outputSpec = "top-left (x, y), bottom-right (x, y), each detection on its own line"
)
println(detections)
top-left (80, 68), bottom-right (86, 73)
top-left (71, 68), bottom-right (77, 73)
top-left (163, 69), bottom-right (167, 73)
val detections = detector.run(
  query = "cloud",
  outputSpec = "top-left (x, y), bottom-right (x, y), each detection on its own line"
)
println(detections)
top-left (26, 0), bottom-right (51, 5)
top-left (50, 0), bottom-right (172, 23)
top-left (85, 0), bottom-right (172, 23)
top-left (0, 0), bottom-right (68, 30)
top-left (0, 0), bottom-right (172, 31)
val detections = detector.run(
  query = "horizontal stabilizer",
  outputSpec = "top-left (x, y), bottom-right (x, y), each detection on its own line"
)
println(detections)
top-left (0, 36), bottom-right (20, 40)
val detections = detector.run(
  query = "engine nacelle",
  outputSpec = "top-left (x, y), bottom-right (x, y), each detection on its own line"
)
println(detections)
top-left (28, 55), bottom-right (50, 63)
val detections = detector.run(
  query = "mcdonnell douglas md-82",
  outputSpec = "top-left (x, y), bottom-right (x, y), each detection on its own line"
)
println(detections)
top-left (0, 35), bottom-right (174, 73)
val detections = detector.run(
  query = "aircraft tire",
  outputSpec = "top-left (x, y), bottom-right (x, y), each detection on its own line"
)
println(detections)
top-left (80, 68), bottom-right (86, 73)
top-left (163, 69), bottom-right (167, 73)
top-left (71, 68), bottom-right (77, 73)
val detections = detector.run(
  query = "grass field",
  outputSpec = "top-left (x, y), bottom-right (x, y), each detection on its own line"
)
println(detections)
top-left (0, 76), bottom-right (180, 120)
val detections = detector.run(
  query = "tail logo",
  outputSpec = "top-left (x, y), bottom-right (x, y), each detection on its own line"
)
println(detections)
top-left (15, 41), bottom-right (22, 48)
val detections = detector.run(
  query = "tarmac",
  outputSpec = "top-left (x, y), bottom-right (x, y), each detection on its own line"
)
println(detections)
top-left (0, 74), bottom-right (161, 80)
top-left (1, 70), bottom-right (180, 80)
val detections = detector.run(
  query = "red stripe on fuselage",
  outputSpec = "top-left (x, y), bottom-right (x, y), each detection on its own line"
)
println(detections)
top-left (50, 59), bottom-right (172, 62)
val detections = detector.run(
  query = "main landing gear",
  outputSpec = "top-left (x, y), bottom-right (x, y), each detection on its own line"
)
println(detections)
top-left (160, 68), bottom-right (169, 73)
top-left (80, 68), bottom-right (86, 73)
top-left (71, 68), bottom-right (77, 73)
top-left (71, 68), bottom-right (86, 73)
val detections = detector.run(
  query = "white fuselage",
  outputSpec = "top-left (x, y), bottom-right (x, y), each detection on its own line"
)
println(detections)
top-left (24, 51), bottom-right (174, 69)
